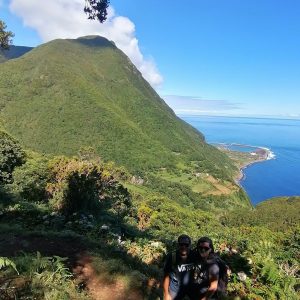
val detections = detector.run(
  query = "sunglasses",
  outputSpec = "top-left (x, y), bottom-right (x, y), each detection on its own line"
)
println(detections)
top-left (179, 243), bottom-right (190, 247)
top-left (198, 246), bottom-right (210, 252)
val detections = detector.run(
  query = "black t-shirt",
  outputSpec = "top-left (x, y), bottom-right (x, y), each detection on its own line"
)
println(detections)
top-left (192, 257), bottom-right (219, 294)
top-left (164, 251), bottom-right (194, 292)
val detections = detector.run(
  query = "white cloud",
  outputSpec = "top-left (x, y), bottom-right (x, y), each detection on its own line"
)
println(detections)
top-left (9, 0), bottom-right (163, 87)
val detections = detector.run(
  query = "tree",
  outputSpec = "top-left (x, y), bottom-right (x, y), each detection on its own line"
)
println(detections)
top-left (0, 131), bottom-right (25, 184)
top-left (0, 20), bottom-right (14, 50)
top-left (84, 0), bottom-right (110, 23)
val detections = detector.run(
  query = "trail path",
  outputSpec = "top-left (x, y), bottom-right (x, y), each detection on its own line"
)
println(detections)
top-left (0, 234), bottom-right (146, 300)
top-left (74, 255), bottom-right (143, 300)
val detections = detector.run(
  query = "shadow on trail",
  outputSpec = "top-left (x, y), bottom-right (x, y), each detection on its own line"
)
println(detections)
top-left (0, 207), bottom-right (163, 299)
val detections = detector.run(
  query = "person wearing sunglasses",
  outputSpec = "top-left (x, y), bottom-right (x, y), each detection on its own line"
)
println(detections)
top-left (163, 234), bottom-right (194, 300)
top-left (191, 237), bottom-right (220, 300)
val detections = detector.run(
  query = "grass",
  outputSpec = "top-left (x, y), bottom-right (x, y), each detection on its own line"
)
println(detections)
top-left (0, 46), bottom-right (33, 63)
top-left (1, 36), bottom-right (298, 299)
top-left (0, 36), bottom-right (237, 180)
top-left (0, 182), bottom-right (299, 300)
top-left (156, 168), bottom-right (233, 195)
top-left (192, 181), bottom-right (214, 193)
top-left (0, 36), bottom-right (252, 217)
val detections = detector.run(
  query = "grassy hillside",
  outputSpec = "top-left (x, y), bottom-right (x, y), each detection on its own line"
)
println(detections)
top-left (0, 45), bottom-right (33, 63)
top-left (0, 134), bottom-right (299, 299)
top-left (223, 196), bottom-right (300, 232)
top-left (0, 36), bottom-right (236, 181)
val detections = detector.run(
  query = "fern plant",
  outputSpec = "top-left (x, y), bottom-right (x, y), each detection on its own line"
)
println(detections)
top-left (31, 251), bottom-right (51, 274)
top-left (0, 256), bottom-right (19, 274)
top-left (260, 259), bottom-right (281, 284)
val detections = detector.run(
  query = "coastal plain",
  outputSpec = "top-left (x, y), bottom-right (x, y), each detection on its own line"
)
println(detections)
top-left (215, 143), bottom-right (273, 181)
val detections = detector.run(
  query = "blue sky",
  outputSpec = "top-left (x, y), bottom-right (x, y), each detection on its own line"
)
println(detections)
top-left (1, 0), bottom-right (300, 118)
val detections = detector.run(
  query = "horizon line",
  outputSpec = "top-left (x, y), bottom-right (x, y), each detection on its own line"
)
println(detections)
top-left (176, 113), bottom-right (300, 121)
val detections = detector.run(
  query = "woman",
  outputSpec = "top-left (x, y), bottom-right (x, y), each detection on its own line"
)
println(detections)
top-left (191, 237), bottom-right (220, 300)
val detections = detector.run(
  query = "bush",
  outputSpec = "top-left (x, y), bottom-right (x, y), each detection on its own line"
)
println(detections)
top-left (0, 131), bottom-right (25, 184)
top-left (46, 156), bottom-right (133, 220)
top-left (46, 156), bottom-right (108, 213)
top-left (11, 154), bottom-right (49, 202)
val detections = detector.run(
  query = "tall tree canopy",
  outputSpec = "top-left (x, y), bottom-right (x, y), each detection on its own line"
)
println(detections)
top-left (0, 20), bottom-right (14, 50)
top-left (84, 0), bottom-right (110, 23)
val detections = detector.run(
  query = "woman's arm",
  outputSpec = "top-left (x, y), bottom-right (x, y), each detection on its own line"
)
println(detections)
top-left (163, 274), bottom-right (171, 300)
top-left (201, 276), bottom-right (218, 299)
top-left (201, 264), bottom-right (219, 300)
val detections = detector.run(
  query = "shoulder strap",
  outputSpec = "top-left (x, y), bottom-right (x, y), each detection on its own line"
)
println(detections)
top-left (172, 251), bottom-right (177, 267)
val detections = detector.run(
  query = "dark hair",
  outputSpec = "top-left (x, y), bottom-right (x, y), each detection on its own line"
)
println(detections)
top-left (178, 234), bottom-right (191, 245)
top-left (197, 236), bottom-right (215, 253)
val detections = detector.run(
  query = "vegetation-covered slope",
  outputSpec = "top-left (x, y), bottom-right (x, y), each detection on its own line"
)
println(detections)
top-left (0, 36), bottom-right (235, 179)
top-left (223, 196), bottom-right (300, 232)
top-left (0, 132), bottom-right (299, 299)
top-left (0, 45), bottom-right (33, 63)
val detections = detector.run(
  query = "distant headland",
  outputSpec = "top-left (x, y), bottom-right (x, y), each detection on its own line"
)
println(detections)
top-left (213, 143), bottom-right (276, 182)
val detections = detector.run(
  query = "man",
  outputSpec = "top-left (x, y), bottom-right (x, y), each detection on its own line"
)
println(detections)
top-left (163, 234), bottom-right (194, 300)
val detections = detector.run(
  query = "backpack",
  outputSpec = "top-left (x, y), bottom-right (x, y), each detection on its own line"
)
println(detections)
top-left (171, 251), bottom-right (177, 267)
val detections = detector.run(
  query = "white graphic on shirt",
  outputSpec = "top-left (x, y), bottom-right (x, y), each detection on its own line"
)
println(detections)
top-left (177, 263), bottom-right (194, 272)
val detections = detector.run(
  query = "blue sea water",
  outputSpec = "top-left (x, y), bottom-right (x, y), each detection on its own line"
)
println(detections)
top-left (179, 115), bottom-right (300, 205)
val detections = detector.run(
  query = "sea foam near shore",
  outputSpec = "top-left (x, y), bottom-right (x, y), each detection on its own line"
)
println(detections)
top-left (180, 115), bottom-right (300, 204)
top-left (215, 143), bottom-right (276, 183)
top-left (260, 147), bottom-right (276, 160)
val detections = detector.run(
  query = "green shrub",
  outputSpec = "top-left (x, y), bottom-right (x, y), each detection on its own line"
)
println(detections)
top-left (46, 156), bottom-right (133, 220)
top-left (11, 153), bottom-right (49, 202)
top-left (46, 156), bottom-right (108, 213)
top-left (0, 130), bottom-right (25, 184)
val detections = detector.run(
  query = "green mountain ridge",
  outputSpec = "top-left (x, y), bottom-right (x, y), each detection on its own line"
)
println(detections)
top-left (0, 36), bottom-right (236, 180)
top-left (224, 196), bottom-right (300, 231)
top-left (0, 37), bottom-right (299, 299)
top-left (0, 45), bottom-right (33, 63)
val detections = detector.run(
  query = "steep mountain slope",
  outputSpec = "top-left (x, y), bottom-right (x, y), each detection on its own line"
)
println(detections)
top-left (0, 45), bottom-right (33, 63)
top-left (0, 36), bottom-right (236, 178)
top-left (225, 196), bottom-right (300, 231)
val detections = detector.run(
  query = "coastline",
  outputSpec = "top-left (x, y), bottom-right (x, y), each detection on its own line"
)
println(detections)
top-left (213, 143), bottom-right (275, 184)
top-left (235, 146), bottom-right (275, 184)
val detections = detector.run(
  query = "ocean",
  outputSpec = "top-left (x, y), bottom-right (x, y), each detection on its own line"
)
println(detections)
top-left (179, 115), bottom-right (300, 205)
